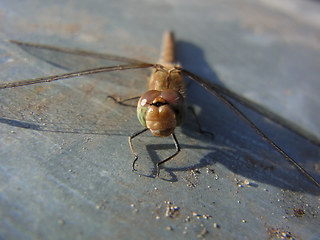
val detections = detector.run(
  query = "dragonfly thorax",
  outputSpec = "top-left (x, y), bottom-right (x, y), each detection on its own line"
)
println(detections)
top-left (137, 89), bottom-right (186, 137)
top-left (148, 66), bottom-right (185, 94)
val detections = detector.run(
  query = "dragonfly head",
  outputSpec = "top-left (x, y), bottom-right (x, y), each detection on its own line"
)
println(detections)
top-left (137, 89), bottom-right (185, 137)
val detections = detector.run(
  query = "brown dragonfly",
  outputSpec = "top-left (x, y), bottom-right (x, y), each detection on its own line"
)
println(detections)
top-left (1, 31), bottom-right (319, 188)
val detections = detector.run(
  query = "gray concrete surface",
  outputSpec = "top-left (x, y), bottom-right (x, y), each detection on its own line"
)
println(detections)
top-left (0, 0), bottom-right (320, 239)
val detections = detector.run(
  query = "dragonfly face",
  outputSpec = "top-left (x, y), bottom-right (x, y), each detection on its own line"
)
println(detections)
top-left (137, 89), bottom-right (186, 137)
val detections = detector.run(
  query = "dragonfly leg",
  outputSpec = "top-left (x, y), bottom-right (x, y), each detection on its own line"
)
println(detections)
top-left (188, 106), bottom-right (215, 139)
top-left (156, 132), bottom-right (181, 177)
top-left (129, 128), bottom-right (149, 171)
top-left (108, 95), bottom-right (140, 107)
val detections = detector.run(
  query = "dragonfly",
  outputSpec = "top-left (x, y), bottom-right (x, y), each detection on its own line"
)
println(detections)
top-left (0, 31), bottom-right (319, 188)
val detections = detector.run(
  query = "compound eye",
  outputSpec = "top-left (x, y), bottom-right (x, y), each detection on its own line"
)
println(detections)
top-left (160, 89), bottom-right (184, 107)
top-left (139, 90), bottom-right (161, 107)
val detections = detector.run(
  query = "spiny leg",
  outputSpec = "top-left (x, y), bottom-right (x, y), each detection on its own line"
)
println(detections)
top-left (156, 132), bottom-right (181, 177)
top-left (188, 106), bottom-right (215, 139)
top-left (129, 128), bottom-right (149, 171)
top-left (107, 95), bottom-right (140, 107)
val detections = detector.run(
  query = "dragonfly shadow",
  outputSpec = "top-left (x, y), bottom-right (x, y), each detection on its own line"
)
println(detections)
top-left (203, 150), bottom-right (320, 194)
top-left (139, 128), bottom-right (320, 194)
top-left (0, 117), bottom-right (130, 136)
top-left (176, 40), bottom-right (220, 84)
top-left (138, 142), bottom-right (219, 182)
top-left (0, 117), bottom-right (41, 130)
top-left (175, 40), bottom-right (320, 194)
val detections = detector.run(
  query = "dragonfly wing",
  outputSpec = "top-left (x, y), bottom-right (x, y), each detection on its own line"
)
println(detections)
top-left (0, 63), bottom-right (154, 89)
top-left (9, 40), bottom-right (151, 71)
top-left (0, 59), bottom-right (150, 136)
top-left (181, 68), bottom-right (320, 189)
top-left (181, 68), bottom-right (320, 146)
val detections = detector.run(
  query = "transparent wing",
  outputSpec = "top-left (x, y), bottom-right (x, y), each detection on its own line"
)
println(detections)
top-left (1, 40), bottom-right (154, 89)
top-left (0, 63), bottom-right (154, 89)
top-left (0, 41), bottom-right (154, 136)
top-left (181, 68), bottom-right (320, 189)
top-left (9, 40), bottom-right (149, 67)
top-left (180, 67), bottom-right (320, 146)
